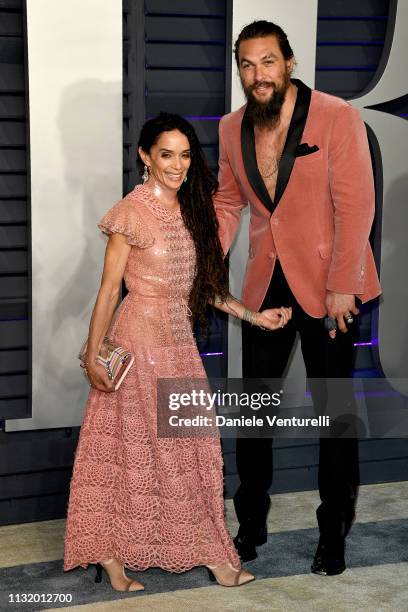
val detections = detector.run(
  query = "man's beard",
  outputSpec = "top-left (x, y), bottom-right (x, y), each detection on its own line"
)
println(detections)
top-left (243, 71), bottom-right (291, 128)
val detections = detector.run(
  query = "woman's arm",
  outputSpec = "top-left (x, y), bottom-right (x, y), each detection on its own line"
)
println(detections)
top-left (212, 294), bottom-right (292, 330)
top-left (84, 233), bottom-right (132, 392)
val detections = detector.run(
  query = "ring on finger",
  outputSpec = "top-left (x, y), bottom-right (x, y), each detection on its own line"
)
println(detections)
top-left (345, 312), bottom-right (354, 324)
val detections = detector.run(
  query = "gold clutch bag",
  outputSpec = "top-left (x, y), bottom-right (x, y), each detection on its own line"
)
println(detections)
top-left (78, 336), bottom-right (135, 391)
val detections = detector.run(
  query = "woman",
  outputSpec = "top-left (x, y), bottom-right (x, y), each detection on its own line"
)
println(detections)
top-left (63, 113), bottom-right (291, 592)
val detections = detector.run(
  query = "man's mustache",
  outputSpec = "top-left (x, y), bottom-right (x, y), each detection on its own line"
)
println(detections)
top-left (249, 81), bottom-right (276, 91)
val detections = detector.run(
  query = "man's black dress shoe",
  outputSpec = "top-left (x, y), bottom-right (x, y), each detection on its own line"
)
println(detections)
top-left (311, 539), bottom-right (346, 576)
top-left (233, 525), bottom-right (267, 562)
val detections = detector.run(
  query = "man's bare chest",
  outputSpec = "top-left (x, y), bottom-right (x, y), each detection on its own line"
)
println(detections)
top-left (254, 125), bottom-right (290, 202)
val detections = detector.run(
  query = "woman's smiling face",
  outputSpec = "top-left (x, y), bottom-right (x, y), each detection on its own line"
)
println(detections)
top-left (139, 129), bottom-right (191, 191)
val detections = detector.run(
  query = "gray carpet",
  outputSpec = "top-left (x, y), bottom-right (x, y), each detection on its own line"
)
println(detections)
top-left (1, 519), bottom-right (407, 611)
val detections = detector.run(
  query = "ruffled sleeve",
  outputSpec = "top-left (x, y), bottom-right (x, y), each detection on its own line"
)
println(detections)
top-left (98, 199), bottom-right (154, 248)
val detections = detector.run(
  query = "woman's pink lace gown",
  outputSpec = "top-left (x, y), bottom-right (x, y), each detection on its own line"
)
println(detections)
top-left (63, 184), bottom-right (240, 573)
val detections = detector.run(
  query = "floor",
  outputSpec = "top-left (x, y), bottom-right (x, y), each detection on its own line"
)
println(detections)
top-left (1, 482), bottom-right (407, 611)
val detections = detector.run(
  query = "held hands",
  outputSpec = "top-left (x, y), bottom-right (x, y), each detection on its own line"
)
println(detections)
top-left (325, 291), bottom-right (359, 338)
top-left (82, 359), bottom-right (114, 393)
top-left (254, 307), bottom-right (292, 331)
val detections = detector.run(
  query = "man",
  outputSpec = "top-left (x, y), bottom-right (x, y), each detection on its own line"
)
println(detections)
top-left (214, 20), bottom-right (381, 575)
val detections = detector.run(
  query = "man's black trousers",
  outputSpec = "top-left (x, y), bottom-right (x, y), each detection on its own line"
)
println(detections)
top-left (236, 260), bottom-right (360, 544)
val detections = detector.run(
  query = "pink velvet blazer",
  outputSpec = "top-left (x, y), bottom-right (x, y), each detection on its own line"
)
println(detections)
top-left (214, 79), bottom-right (381, 318)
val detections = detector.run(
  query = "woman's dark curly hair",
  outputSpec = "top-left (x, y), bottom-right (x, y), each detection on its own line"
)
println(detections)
top-left (137, 112), bottom-right (229, 330)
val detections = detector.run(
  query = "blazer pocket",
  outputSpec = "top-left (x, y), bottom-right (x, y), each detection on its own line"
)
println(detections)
top-left (296, 149), bottom-right (323, 163)
top-left (318, 242), bottom-right (333, 259)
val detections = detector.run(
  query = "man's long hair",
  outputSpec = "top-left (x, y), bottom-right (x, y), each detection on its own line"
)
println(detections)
top-left (234, 20), bottom-right (294, 65)
top-left (137, 113), bottom-right (229, 331)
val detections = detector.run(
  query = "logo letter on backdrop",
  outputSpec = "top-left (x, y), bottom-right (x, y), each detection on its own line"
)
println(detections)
top-left (228, 1), bottom-right (408, 393)
top-left (6, 0), bottom-right (123, 431)
top-left (351, 1), bottom-right (408, 390)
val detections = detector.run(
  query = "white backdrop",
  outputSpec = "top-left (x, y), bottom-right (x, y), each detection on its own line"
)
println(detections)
top-left (228, 0), bottom-right (318, 378)
top-left (6, 0), bottom-right (123, 430)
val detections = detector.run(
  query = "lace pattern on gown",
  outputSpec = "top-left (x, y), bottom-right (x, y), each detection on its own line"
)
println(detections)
top-left (162, 217), bottom-right (196, 344)
top-left (63, 184), bottom-right (241, 574)
top-left (127, 185), bottom-right (197, 345)
top-left (98, 197), bottom-right (154, 248)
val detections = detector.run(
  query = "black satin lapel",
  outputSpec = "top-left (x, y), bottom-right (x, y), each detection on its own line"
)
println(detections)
top-left (241, 108), bottom-right (274, 213)
top-left (274, 79), bottom-right (312, 205)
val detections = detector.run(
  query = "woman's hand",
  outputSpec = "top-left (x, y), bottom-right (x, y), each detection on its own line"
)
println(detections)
top-left (83, 360), bottom-right (115, 392)
top-left (254, 307), bottom-right (292, 331)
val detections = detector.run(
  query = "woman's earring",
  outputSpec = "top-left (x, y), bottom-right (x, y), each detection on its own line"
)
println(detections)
top-left (183, 176), bottom-right (187, 183)
top-left (142, 165), bottom-right (149, 183)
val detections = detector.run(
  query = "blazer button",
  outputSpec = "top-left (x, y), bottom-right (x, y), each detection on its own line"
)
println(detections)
top-left (272, 218), bottom-right (279, 226)
top-left (268, 252), bottom-right (275, 259)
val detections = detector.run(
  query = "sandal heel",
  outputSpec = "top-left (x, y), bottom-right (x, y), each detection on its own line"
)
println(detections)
top-left (205, 563), bottom-right (255, 587)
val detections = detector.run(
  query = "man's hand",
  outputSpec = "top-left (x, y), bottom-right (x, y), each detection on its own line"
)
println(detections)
top-left (325, 291), bottom-right (359, 336)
